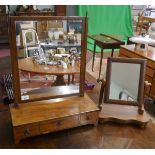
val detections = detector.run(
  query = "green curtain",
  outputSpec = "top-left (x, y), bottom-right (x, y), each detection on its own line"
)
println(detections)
top-left (77, 5), bottom-right (133, 52)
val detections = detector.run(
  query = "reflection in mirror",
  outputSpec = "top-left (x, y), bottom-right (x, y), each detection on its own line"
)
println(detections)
top-left (15, 19), bottom-right (82, 101)
top-left (109, 62), bottom-right (140, 102)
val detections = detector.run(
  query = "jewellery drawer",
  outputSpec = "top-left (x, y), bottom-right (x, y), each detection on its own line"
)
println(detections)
top-left (39, 115), bottom-right (79, 134)
top-left (13, 123), bottom-right (40, 139)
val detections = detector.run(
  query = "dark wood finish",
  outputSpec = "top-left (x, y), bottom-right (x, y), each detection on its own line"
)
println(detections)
top-left (98, 57), bottom-right (149, 126)
top-left (99, 103), bottom-right (149, 127)
top-left (9, 94), bottom-right (99, 144)
top-left (55, 5), bottom-right (66, 16)
top-left (104, 57), bottom-right (146, 109)
top-left (0, 13), bottom-right (9, 44)
top-left (119, 44), bottom-right (155, 99)
top-left (88, 34), bottom-right (125, 80)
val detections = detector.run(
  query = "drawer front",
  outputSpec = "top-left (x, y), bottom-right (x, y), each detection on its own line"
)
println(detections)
top-left (119, 49), bottom-right (141, 59)
top-left (40, 115), bottom-right (79, 134)
top-left (119, 48), bottom-right (155, 70)
top-left (14, 123), bottom-right (40, 139)
top-left (146, 67), bottom-right (154, 78)
top-left (80, 111), bottom-right (99, 125)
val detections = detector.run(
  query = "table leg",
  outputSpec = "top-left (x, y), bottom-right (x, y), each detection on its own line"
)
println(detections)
top-left (52, 75), bottom-right (66, 86)
top-left (111, 48), bottom-right (114, 57)
top-left (72, 74), bottom-right (75, 83)
top-left (98, 48), bottom-right (104, 81)
top-left (92, 43), bottom-right (97, 72)
top-left (68, 75), bottom-right (70, 85)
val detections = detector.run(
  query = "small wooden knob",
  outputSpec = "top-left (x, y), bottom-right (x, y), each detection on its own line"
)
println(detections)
top-left (24, 128), bottom-right (30, 136)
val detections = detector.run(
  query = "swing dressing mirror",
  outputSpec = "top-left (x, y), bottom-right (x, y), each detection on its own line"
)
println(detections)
top-left (104, 57), bottom-right (146, 106)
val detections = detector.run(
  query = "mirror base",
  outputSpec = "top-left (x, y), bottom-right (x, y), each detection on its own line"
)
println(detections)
top-left (99, 103), bottom-right (150, 127)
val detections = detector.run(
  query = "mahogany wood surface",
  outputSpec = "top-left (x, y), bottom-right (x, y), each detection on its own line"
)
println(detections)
top-left (55, 5), bottom-right (66, 16)
top-left (18, 57), bottom-right (80, 75)
top-left (119, 44), bottom-right (155, 99)
top-left (99, 104), bottom-right (150, 127)
top-left (9, 93), bottom-right (99, 144)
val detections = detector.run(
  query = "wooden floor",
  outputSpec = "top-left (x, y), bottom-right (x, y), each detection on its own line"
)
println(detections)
top-left (0, 51), bottom-right (155, 148)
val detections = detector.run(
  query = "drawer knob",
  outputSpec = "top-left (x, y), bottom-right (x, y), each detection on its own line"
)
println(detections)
top-left (86, 116), bottom-right (90, 120)
top-left (56, 121), bottom-right (62, 126)
top-left (24, 128), bottom-right (30, 136)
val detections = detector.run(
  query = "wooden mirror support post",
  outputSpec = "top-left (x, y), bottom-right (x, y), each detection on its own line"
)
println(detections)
top-left (98, 57), bottom-right (150, 127)
top-left (9, 16), bottom-right (99, 144)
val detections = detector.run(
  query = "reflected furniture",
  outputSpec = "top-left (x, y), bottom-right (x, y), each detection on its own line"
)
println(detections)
top-left (9, 16), bottom-right (99, 144)
top-left (119, 44), bottom-right (155, 99)
top-left (40, 41), bottom-right (81, 52)
top-left (22, 29), bottom-right (41, 58)
top-left (18, 57), bottom-right (80, 86)
top-left (98, 57), bottom-right (150, 127)
top-left (88, 34), bottom-right (125, 80)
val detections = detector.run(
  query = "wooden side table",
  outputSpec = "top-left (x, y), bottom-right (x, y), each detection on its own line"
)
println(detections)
top-left (88, 34), bottom-right (125, 80)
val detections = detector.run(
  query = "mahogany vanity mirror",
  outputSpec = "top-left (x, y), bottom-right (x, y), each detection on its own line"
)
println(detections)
top-left (104, 57), bottom-right (146, 107)
top-left (99, 57), bottom-right (150, 127)
top-left (10, 16), bottom-right (87, 106)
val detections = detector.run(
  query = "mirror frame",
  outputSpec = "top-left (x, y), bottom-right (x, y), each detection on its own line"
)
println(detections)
top-left (104, 57), bottom-right (146, 106)
top-left (10, 16), bottom-right (87, 106)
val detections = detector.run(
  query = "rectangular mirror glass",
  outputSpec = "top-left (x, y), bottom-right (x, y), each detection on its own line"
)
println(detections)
top-left (110, 62), bottom-right (140, 102)
top-left (10, 17), bottom-right (86, 103)
top-left (104, 57), bottom-right (146, 105)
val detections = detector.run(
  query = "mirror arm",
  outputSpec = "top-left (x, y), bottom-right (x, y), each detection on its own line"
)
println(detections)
top-left (138, 81), bottom-right (152, 115)
top-left (144, 81), bottom-right (152, 94)
top-left (98, 78), bottom-right (106, 109)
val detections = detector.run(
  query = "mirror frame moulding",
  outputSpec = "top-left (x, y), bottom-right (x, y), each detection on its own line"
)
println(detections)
top-left (9, 16), bottom-right (88, 107)
top-left (104, 57), bottom-right (146, 106)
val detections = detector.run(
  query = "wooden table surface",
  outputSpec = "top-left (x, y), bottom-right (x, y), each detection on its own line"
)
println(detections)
top-left (18, 57), bottom-right (80, 75)
top-left (120, 44), bottom-right (155, 62)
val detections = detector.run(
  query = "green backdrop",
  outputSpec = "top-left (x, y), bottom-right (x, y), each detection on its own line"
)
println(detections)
top-left (77, 5), bottom-right (133, 52)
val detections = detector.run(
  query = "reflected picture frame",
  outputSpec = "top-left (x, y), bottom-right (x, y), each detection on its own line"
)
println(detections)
top-left (104, 57), bottom-right (146, 106)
